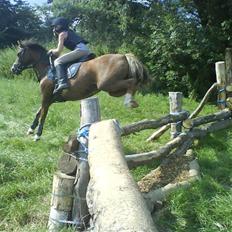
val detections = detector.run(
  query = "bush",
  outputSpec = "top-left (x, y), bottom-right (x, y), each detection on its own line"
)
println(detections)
top-left (0, 46), bottom-right (35, 80)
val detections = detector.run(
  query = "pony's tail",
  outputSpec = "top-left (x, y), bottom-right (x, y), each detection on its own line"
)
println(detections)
top-left (125, 53), bottom-right (150, 84)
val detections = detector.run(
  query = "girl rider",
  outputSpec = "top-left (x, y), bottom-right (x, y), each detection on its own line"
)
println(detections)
top-left (50, 17), bottom-right (91, 94)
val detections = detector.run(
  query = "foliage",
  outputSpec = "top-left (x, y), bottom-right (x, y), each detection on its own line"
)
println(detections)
top-left (49, 0), bottom-right (231, 98)
top-left (1, 0), bottom-right (232, 96)
top-left (0, 0), bottom-right (51, 49)
top-left (0, 43), bottom-right (56, 80)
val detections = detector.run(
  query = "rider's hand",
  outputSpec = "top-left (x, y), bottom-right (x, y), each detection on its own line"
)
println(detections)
top-left (48, 49), bottom-right (59, 57)
top-left (48, 49), bottom-right (54, 55)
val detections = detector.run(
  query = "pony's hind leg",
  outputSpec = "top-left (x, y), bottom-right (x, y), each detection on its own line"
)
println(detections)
top-left (99, 78), bottom-right (139, 108)
top-left (27, 107), bottom-right (41, 135)
top-left (124, 92), bottom-right (139, 108)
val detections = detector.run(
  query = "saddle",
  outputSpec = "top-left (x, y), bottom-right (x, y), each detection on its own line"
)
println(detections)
top-left (47, 53), bottom-right (96, 81)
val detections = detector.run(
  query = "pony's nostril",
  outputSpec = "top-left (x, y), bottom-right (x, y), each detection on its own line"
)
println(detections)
top-left (11, 66), bottom-right (15, 73)
top-left (11, 64), bottom-right (21, 74)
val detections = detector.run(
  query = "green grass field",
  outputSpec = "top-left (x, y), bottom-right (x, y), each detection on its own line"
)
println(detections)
top-left (0, 77), bottom-right (231, 232)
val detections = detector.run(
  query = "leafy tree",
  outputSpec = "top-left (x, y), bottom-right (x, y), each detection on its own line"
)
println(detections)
top-left (0, 0), bottom-right (50, 48)
top-left (49, 0), bottom-right (232, 97)
top-left (50, 0), bottom-right (148, 52)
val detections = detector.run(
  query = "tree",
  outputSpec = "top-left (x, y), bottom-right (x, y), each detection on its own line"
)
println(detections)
top-left (49, 0), bottom-right (232, 98)
top-left (0, 0), bottom-right (49, 48)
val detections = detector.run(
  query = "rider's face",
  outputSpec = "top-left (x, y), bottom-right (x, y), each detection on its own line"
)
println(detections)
top-left (53, 25), bottom-right (62, 34)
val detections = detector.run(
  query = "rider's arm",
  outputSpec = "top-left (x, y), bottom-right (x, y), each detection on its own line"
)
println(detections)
top-left (51, 31), bottom-right (67, 56)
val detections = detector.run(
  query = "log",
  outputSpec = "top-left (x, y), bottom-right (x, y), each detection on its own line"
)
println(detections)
top-left (169, 92), bottom-right (183, 138)
top-left (146, 124), bottom-right (170, 142)
top-left (50, 172), bottom-right (75, 211)
top-left (58, 153), bottom-right (79, 176)
top-left (126, 133), bottom-right (188, 168)
top-left (215, 61), bottom-right (226, 109)
top-left (183, 109), bottom-right (232, 129)
top-left (121, 110), bottom-right (189, 136)
top-left (126, 117), bottom-right (232, 168)
top-left (195, 118), bottom-right (232, 135)
top-left (225, 48), bottom-right (232, 93)
top-left (166, 137), bottom-right (193, 159)
top-left (58, 134), bottom-right (80, 175)
top-left (72, 97), bottom-right (101, 229)
top-left (189, 82), bottom-right (218, 119)
top-left (87, 119), bottom-right (158, 232)
top-left (48, 172), bottom-right (75, 231)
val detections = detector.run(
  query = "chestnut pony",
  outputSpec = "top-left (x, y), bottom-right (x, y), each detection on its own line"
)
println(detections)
top-left (11, 41), bottom-right (149, 141)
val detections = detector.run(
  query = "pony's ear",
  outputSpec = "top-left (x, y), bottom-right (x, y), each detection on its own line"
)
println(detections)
top-left (17, 40), bottom-right (23, 48)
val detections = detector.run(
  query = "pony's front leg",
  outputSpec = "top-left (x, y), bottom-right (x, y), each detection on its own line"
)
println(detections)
top-left (27, 107), bottom-right (41, 135)
top-left (34, 104), bottom-right (50, 141)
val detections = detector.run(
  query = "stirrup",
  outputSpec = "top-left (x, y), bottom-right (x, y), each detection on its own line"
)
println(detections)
top-left (53, 83), bottom-right (69, 94)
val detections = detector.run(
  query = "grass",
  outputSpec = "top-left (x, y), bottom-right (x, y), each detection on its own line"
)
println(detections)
top-left (0, 77), bottom-right (231, 232)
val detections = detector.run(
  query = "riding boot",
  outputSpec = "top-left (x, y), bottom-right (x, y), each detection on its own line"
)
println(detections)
top-left (53, 64), bottom-right (69, 94)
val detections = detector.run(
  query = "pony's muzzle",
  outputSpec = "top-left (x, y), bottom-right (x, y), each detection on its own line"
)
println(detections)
top-left (11, 63), bottom-right (22, 75)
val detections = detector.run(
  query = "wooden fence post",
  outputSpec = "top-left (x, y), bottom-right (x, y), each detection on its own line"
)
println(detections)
top-left (215, 61), bottom-right (226, 110)
top-left (48, 172), bottom-right (75, 231)
top-left (225, 48), bottom-right (232, 108)
top-left (169, 92), bottom-right (183, 139)
top-left (225, 48), bottom-right (232, 87)
top-left (71, 97), bottom-right (101, 229)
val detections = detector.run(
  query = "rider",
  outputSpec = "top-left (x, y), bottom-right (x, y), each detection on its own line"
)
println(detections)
top-left (50, 17), bottom-right (91, 94)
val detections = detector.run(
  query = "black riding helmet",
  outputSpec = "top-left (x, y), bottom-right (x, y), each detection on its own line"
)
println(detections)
top-left (51, 17), bottom-right (69, 33)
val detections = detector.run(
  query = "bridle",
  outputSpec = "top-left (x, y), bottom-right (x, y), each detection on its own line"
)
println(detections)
top-left (11, 47), bottom-right (50, 79)
top-left (20, 47), bottom-right (48, 69)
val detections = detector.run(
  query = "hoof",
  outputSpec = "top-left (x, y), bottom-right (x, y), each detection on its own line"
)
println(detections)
top-left (27, 128), bottom-right (34, 135)
top-left (125, 100), bottom-right (139, 108)
top-left (33, 134), bottom-right (40, 141)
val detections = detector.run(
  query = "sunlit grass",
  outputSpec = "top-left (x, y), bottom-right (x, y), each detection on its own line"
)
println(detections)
top-left (0, 77), bottom-right (231, 231)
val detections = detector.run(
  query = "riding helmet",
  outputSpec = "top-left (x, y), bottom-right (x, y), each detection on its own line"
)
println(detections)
top-left (51, 17), bottom-right (69, 33)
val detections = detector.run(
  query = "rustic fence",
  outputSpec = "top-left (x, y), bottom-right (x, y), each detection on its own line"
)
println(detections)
top-left (48, 48), bottom-right (232, 231)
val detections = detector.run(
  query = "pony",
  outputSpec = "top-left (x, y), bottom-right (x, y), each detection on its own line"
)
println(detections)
top-left (11, 40), bottom-right (149, 141)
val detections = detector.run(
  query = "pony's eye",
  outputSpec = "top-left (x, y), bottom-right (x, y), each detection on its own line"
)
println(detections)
top-left (17, 49), bottom-right (25, 58)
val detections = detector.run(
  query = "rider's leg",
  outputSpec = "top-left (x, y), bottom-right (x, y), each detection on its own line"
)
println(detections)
top-left (53, 44), bottom-right (90, 94)
top-left (53, 63), bottom-right (69, 94)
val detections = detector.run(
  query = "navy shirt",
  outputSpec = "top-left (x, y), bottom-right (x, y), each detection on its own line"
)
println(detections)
top-left (63, 30), bottom-right (87, 50)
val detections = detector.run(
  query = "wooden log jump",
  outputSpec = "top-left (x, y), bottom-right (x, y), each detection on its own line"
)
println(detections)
top-left (72, 97), bottom-right (101, 229)
top-left (121, 110), bottom-right (189, 136)
top-left (48, 48), bottom-right (232, 231)
top-left (87, 119), bottom-right (158, 232)
top-left (48, 97), bottom-right (100, 231)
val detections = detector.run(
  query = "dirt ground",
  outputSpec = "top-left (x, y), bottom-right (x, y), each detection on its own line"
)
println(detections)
top-left (138, 151), bottom-right (195, 193)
